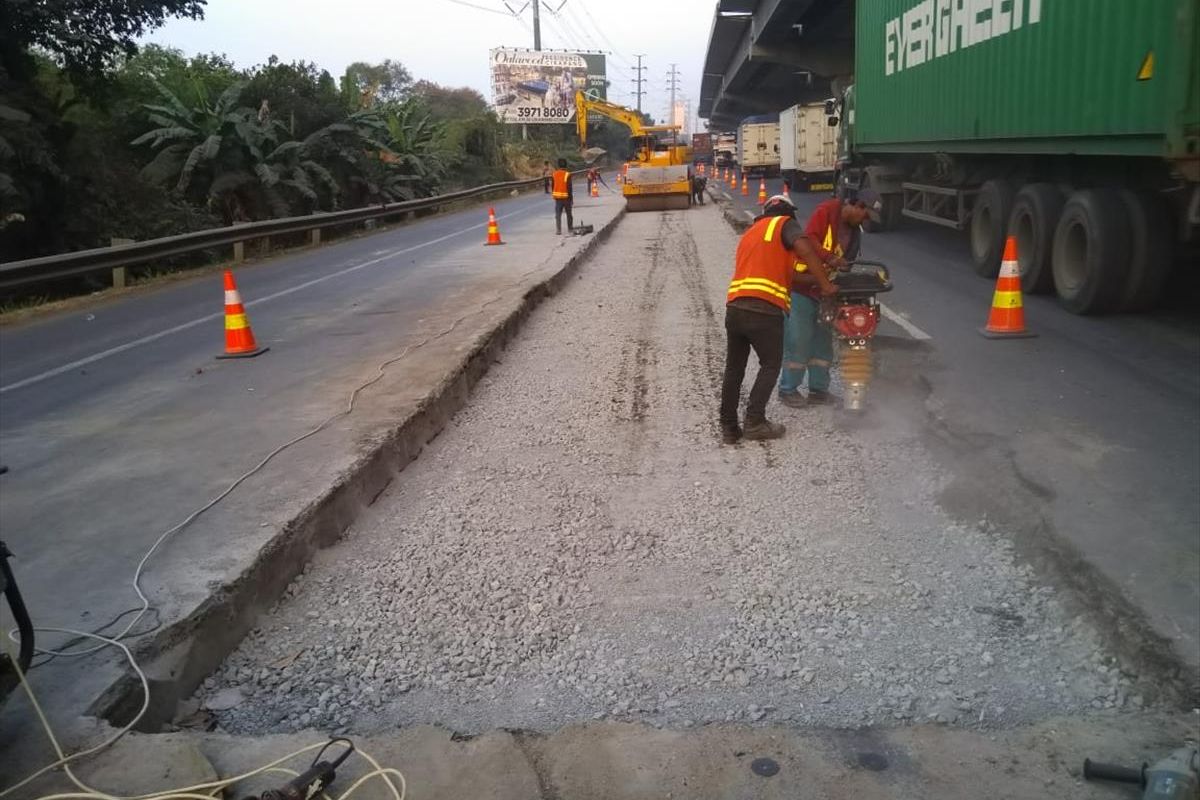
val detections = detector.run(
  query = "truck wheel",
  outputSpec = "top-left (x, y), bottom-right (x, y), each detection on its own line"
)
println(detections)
top-left (1008, 183), bottom-right (1064, 294)
top-left (1051, 189), bottom-right (1130, 315)
top-left (970, 179), bottom-right (1015, 278)
top-left (1117, 190), bottom-right (1172, 311)
top-left (859, 173), bottom-right (891, 232)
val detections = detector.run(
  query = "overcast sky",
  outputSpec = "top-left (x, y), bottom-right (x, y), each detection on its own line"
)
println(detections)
top-left (143, 0), bottom-right (715, 125)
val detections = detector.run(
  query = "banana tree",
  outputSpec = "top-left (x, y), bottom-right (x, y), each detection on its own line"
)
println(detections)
top-left (132, 81), bottom-right (274, 222)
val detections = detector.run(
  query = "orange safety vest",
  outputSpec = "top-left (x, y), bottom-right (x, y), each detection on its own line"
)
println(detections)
top-left (727, 216), bottom-right (795, 313)
top-left (552, 169), bottom-right (570, 199)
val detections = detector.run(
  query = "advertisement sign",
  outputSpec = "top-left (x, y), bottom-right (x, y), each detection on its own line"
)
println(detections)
top-left (490, 48), bottom-right (606, 124)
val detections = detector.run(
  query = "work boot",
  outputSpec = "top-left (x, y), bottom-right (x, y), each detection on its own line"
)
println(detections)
top-left (807, 389), bottom-right (837, 405)
top-left (777, 391), bottom-right (806, 409)
top-left (720, 424), bottom-right (743, 445)
top-left (743, 419), bottom-right (786, 440)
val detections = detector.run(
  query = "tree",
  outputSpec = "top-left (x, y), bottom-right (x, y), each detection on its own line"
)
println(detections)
top-left (116, 45), bottom-right (240, 111)
top-left (410, 81), bottom-right (489, 121)
top-left (1, 0), bottom-right (206, 80)
top-left (132, 80), bottom-right (275, 222)
top-left (339, 61), bottom-right (413, 108)
top-left (244, 57), bottom-right (344, 139)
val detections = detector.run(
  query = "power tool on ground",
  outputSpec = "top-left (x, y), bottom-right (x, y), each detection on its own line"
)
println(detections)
top-left (1084, 746), bottom-right (1199, 799)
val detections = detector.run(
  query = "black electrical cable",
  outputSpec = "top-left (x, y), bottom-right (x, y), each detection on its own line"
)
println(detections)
top-left (312, 737), bottom-right (356, 769)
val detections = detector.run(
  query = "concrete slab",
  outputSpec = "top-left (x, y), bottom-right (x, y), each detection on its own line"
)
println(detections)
top-left (15, 713), bottom-right (1197, 799)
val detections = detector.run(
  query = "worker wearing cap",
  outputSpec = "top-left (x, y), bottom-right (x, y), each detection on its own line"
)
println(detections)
top-left (778, 189), bottom-right (881, 407)
top-left (720, 194), bottom-right (837, 443)
top-left (551, 159), bottom-right (574, 235)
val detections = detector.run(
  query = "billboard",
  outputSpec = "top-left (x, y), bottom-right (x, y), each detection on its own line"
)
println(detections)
top-left (490, 48), bottom-right (606, 124)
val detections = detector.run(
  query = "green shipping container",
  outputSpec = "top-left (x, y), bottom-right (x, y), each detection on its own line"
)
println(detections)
top-left (852, 0), bottom-right (1200, 164)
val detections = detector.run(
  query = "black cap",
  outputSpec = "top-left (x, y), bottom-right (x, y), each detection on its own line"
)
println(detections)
top-left (849, 187), bottom-right (883, 212)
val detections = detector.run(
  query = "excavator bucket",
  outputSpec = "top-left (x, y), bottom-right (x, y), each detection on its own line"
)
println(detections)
top-left (622, 164), bottom-right (692, 212)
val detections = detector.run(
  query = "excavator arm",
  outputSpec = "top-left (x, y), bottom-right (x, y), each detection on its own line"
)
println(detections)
top-left (575, 91), bottom-right (651, 149)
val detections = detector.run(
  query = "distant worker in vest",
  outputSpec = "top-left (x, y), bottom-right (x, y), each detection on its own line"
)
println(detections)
top-left (551, 159), bottom-right (574, 235)
top-left (542, 160), bottom-right (552, 194)
top-left (777, 189), bottom-right (881, 407)
top-left (720, 195), bottom-right (837, 443)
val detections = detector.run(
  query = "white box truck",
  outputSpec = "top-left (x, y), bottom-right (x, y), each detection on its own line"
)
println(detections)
top-left (778, 102), bottom-right (838, 192)
top-left (737, 115), bottom-right (780, 176)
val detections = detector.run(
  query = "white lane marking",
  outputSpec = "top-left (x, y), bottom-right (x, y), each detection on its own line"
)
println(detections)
top-left (880, 302), bottom-right (932, 340)
top-left (0, 203), bottom-right (542, 395)
top-left (743, 210), bottom-right (756, 220)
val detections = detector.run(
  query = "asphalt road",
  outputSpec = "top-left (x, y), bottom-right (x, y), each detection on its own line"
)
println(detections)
top-left (710, 176), bottom-right (1200, 675)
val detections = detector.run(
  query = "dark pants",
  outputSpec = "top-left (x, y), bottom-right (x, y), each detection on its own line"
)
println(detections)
top-left (543, 177), bottom-right (551, 193)
top-left (720, 304), bottom-right (784, 427)
top-left (555, 199), bottom-right (573, 233)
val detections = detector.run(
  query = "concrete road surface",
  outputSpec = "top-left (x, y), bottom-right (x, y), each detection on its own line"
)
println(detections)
top-left (711, 177), bottom-right (1200, 678)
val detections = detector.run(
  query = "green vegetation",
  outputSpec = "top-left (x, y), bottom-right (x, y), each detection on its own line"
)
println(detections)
top-left (0, 0), bottom-right (630, 266)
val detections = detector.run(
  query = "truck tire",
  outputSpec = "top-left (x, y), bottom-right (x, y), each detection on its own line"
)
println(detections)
top-left (1117, 190), bottom-right (1172, 312)
top-left (1051, 189), bottom-right (1130, 315)
top-left (1007, 183), bottom-right (1064, 294)
top-left (970, 179), bottom-right (1015, 278)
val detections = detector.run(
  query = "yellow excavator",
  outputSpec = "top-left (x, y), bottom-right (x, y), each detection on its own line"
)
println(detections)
top-left (575, 91), bottom-right (693, 211)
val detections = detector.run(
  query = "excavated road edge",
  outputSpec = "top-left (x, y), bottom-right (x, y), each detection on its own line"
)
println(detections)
top-left (91, 208), bottom-right (628, 730)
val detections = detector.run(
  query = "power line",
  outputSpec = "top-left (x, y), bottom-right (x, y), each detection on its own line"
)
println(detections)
top-left (444, 0), bottom-right (514, 16)
top-left (575, 0), bottom-right (635, 68)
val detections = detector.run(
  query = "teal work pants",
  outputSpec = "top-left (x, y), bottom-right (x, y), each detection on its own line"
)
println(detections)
top-left (779, 293), bottom-right (833, 394)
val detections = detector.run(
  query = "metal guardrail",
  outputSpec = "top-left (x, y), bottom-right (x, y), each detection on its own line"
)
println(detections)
top-left (0, 171), bottom-right (583, 290)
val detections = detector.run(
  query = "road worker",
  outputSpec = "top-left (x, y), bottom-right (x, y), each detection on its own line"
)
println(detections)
top-left (691, 173), bottom-right (707, 205)
top-left (777, 189), bottom-right (881, 407)
top-left (720, 195), bottom-right (836, 443)
top-left (586, 166), bottom-right (599, 194)
top-left (542, 160), bottom-right (552, 194)
top-left (551, 158), bottom-right (574, 235)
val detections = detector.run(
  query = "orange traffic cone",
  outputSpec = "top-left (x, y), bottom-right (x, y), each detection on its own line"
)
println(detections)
top-left (698, 163), bottom-right (705, 176)
top-left (484, 206), bottom-right (505, 246)
top-left (590, 180), bottom-right (599, 198)
top-left (981, 236), bottom-right (1037, 338)
top-left (730, 170), bottom-right (737, 189)
top-left (757, 177), bottom-right (767, 205)
top-left (217, 270), bottom-right (268, 359)
top-left (741, 173), bottom-right (749, 196)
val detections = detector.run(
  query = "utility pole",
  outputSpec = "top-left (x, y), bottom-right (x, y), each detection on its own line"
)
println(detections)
top-left (524, 0), bottom-right (541, 141)
top-left (631, 54), bottom-right (647, 114)
top-left (531, 0), bottom-right (541, 50)
top-left (666, 63), bottom-right (681, 129)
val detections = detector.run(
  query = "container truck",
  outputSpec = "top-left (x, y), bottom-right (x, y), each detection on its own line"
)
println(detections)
top-left (691, 132), bottom-right (714, 165)
top-left (832, 0), bottom-right (1199, 314)
top-left (714, 133), bottom-right (737, 168)
top-left (779, 102), bottom-right (838, 192)
top-left (738, 115), bottom-right (781, 176)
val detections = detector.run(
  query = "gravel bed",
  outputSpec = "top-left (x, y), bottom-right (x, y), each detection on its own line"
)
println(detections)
top-left (197, 206), bottom-right (1137, 735)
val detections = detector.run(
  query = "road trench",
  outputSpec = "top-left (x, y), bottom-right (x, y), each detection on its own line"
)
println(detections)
top-left (177, 204), bottom-right (1150, 740)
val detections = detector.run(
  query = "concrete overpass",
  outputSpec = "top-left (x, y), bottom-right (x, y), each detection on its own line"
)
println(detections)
top-left (699, 0), bottom-right (854, 131)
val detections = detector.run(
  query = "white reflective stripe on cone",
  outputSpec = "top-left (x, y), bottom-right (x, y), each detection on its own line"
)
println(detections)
top-left (999, 259), bottom-right (1020, 279)
top-left (225, 290), bottom-right (242, 305)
